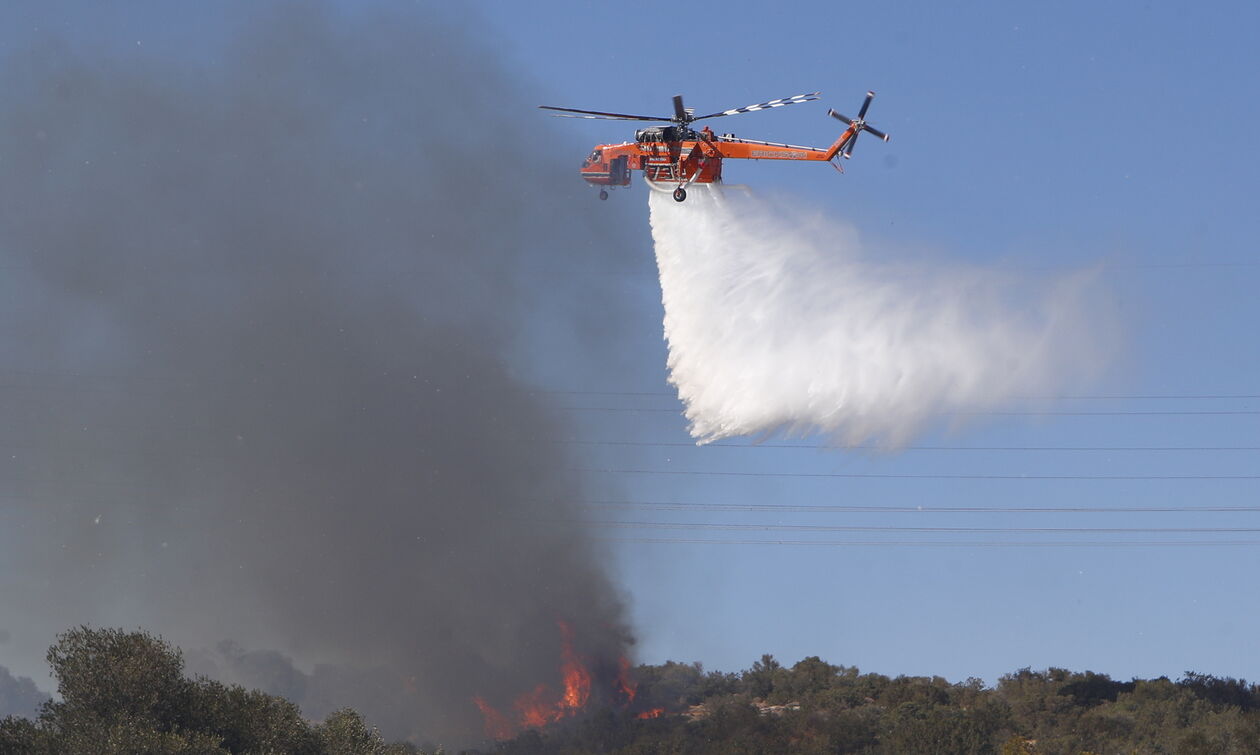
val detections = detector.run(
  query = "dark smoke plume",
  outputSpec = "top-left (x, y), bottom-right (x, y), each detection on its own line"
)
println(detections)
top-left (0, 2), bottom-right (643, 744)
top-left (0, 665), bottom-right (48, 720)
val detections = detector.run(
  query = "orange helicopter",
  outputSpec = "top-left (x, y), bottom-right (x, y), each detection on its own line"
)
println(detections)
top-left (540, 90), bottom-right (889, 201)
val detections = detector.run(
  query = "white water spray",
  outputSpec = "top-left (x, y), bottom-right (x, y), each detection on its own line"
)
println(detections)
top-left (649, 184), bottom-right (1115, 445)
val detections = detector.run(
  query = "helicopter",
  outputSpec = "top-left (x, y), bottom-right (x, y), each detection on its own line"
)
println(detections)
top-left (540, 90), bottom-right (889, 201)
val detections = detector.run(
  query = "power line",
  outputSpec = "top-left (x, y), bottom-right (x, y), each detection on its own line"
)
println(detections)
top-left (1106, 261), bottom-right (1260, 269)
top-left (562, 440), bottom-right (1260, 452)
top-left (581, 500), bottom-right (1260, 514)
top-left (0, 265), bottom-right (659, 278)
top-left (559, 406), bottom-right (1260, 416)
top-left (578, 520), bottom-right (1260, 534)
top-left (577, 468), bottom-right (1260, 481)
top-left (5, 260), bottom-right (1254, 278)
top-left (582, 394), bottom-right (1260, 401)
top-left (0, 370), bottom-right (1255, 404)
top-left (597, 537), bottom-right (1260, 548)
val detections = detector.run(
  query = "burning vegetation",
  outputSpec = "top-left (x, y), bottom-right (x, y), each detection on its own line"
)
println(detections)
top-left (472, 620), bottom-right (651, 740)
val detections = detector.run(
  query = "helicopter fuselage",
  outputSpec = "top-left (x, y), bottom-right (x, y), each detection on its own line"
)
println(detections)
top-left (579, 125), bottom-right (851, 190)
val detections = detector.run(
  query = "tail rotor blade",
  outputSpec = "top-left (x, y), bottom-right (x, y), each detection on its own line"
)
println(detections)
top-left (863, 124), bottom-right (889, 142)
top-left (828, 109), bottom-right (854, 125)
top-left (843, 131), bottom-right (860, 159)
top-left (857, 90), bottom-right (874, 119)
top-left (828, 90), bottom-right (888, 162)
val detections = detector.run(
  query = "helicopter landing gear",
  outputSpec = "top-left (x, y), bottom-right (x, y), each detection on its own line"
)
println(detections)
top-left (672, 187), bottom-right (687, 202)
top-left (599, 189), bottom-right (609, 201)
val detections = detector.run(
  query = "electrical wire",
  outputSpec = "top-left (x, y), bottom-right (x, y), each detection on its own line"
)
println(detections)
top-left (576, 520), bottom-right (1260, 534)
top-left (596, 537), bottom-right (1260, 548)
top-left (580, 500), bottom-right (1260, 514)
top-left (561, 440), bottom-right (1260, 452)
top-left (575, 468), bottom-right (1260, 480)
top-left (559, 406), bottom-right (1260, 416)
top-left (0, 369), bottom-right (1256, 404)
top-left (545, 389), bottom-right (1260, 401)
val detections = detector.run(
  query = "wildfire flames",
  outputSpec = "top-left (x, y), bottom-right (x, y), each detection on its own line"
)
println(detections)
top-left (557, 620), bottom-right (592, 712)
top-left (471, 696), bottom-right (514, 741)
top-left (615, 654), bottom-right (637, 703)
top-left (473, 620), bottom-right (651, 740)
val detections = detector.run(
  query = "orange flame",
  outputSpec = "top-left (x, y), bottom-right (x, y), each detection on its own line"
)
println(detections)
top-left (513, 684), bottom-right (557, 729)
top-left (636, 707), bottom-right (665, 719)
top-left (473, 619), bottom-right (609, 740)
top-left (557, 620), bottom-right (592, 711)
top-left (615, 655), bottom-right (637, 703)
top-left (473, 696), bottom-right (514, 740)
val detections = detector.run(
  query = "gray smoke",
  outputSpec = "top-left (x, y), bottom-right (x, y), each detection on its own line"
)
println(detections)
top-left (0, 2), bottom-right (642, 745)
top-left (0, 665), bottom-right (49, 720)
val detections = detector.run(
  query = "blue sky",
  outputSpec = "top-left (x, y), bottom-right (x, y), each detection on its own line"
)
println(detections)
top-left (0, 0), bottom-right (1256, 696)
top-left (475, 0), bottom-right (1260, 684)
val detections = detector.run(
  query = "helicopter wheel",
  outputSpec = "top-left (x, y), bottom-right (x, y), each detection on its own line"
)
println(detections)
top-left (599, 190), bottom-right (609, 201)
top-left (672, 187), bottom-right (687, 202)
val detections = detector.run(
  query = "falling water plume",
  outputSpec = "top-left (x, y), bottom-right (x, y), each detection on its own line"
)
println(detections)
top-left (648, 184), bottom-right (1115, 446)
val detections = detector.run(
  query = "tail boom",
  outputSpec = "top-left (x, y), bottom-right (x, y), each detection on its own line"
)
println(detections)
top-left (822, 126), bottom-right (860, 161)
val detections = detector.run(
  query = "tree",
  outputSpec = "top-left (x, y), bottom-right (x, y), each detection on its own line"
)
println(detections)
top-left (1058, 671), bottom-right (1136, 707)
top-left (9, 626), bottom-right (422, 754)
top-left (744, 654), bottom-right (782, 699)
top-left (0, 716), bottom-right (39, 754)
top-left (775, 656), bottom-right (839, 702)
top-left (186, 679), bottom-right (317, 754)
top-left (44, 625), bottom-right (190, 732)
top-left (1178, 671), bottom-right (1258, 710)
top-left (315, 709), bottom-right (394, 754)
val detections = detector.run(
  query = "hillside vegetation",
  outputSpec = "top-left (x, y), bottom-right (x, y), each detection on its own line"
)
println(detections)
top-left (493, 655), bottom-right (1260, 754)
top-left (4, 628), bottom-right (1258, 754)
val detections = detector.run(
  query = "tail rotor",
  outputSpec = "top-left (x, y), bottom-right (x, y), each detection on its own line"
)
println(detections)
top-left (828, 90), bottom-right (889, 159)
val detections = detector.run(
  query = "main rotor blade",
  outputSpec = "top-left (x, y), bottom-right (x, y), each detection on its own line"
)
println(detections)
top-left (673, 95), bottom-right (688, 122)
top-left (693, 92), bottom-right (821, 121)
top-left (538, 105), bottom-right (671, 121)
top-left (547, 113), bottom-right (663, 121)
top-left (862, 124), bottom-right (890, 142)
top-left (857, 90), bottom-right (874, 119)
